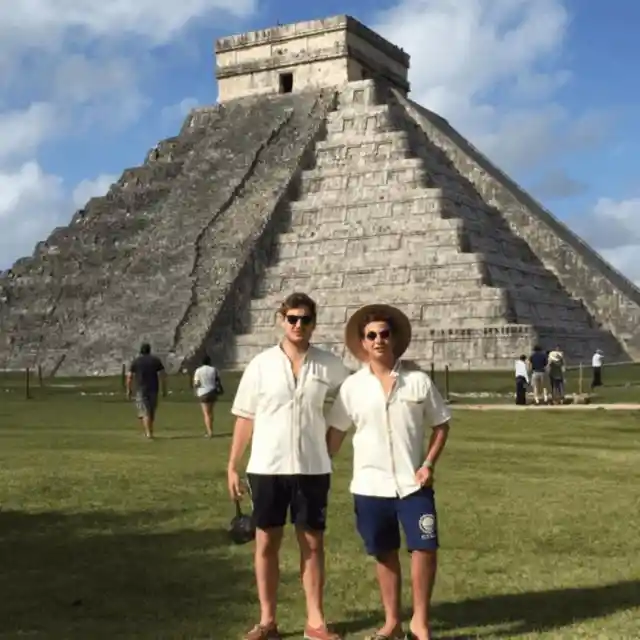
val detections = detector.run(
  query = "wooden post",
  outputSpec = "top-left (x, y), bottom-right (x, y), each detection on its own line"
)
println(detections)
top-left (444, 365), bottom-right (450, 401)
top-left (430, 362), bottom-right (435, 383)
top-left (579, 362), bottom-right (583, 395)
top-left (37, 365), bottom-right (43, 387)
top-left (25, 367), bottom-right (31, 400)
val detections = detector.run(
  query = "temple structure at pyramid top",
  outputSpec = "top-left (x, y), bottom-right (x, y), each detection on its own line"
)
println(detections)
top-left (215, 15), bottom-right (410, 101)
top-left (1, 15), bottom-right (639, 376)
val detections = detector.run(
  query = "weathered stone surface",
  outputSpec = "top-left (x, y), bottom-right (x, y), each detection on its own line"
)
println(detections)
top-left (1, 15), bottom-right (638, 374)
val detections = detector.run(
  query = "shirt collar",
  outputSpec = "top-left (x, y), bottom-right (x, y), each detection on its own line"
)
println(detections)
top-left (365, 358), bottom-right (402, 378)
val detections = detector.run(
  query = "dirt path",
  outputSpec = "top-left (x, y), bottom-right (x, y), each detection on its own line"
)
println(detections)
top-left (452, 403), bottom-right (640, 411)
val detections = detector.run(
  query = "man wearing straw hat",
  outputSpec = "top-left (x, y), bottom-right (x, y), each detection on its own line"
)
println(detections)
top-left (326, 304), bottom-right (451, 640)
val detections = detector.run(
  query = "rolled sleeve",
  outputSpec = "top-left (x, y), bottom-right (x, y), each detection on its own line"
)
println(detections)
top-left (231, 359), bottom-right (260, 419)
top-left (327, 386), bottom-right (353, 432)
top-left (424, 378), bottom-right (451, 427)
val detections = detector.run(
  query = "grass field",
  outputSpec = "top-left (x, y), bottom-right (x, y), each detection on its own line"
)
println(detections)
top-left (1, 384), bottom-right (640, 639)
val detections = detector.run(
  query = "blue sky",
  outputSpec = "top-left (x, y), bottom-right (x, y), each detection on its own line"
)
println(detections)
top-left (0, 0), bottom-right (638, 282)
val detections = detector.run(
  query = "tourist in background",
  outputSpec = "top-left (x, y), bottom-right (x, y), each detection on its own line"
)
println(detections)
top-left (326, 304), bottom-right (451, 640)
top-left (227, 292), bottom-right (351, 640)
top-left (591, 349), bottom-right (604, 390)
top-left (528, 345), bottom-right (549, 405)
top-left (514, 354), bottom-right (529, 405)
top-left (126, 342), bottom-right (167, 439)
top-left (192, 354), bottom-right (224, 437)
top-left (547, 346), bottom-right (565, 404)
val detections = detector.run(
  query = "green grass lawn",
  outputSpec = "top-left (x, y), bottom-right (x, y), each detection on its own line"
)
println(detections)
top-left (1, 391), bottom-right (640, 639)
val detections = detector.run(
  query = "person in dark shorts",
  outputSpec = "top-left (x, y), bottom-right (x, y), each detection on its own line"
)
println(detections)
top-left (327, 304), bottom-right (451, 640)
top-left (547, 347), bottom-right (565, 404)
top-left (192, 354), bottom-right (223, 437)
top-left (227, 292), bottom-right (351, 640)
top-left (126, 343), bottom-right (166, 439)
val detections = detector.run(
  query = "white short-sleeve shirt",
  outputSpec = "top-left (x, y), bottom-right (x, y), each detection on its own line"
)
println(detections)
top-left (193, 364), bottom-right (219, 397)
top-left (327, 361), bottom-right (451, 498)
top-left (231, 345), bottom-right (351, 475)
top-left (592, 353), bottom-right (604, 367)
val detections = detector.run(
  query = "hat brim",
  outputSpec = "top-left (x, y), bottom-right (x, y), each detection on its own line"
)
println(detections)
top-left (344, 304), bottom-right (412, 363)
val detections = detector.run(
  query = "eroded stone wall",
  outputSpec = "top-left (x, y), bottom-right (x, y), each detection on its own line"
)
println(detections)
top-left (392, 90), bottom-right (640, 360)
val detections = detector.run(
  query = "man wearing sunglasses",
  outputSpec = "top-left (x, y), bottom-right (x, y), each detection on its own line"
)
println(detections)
top-left (326, 304), bottom-right (451, 640)
top-left (228, 292), bottom-right (351, 640)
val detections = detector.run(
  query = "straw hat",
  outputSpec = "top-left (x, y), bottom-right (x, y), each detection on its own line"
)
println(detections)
top-left (344, 303), bottom-right (412, 363)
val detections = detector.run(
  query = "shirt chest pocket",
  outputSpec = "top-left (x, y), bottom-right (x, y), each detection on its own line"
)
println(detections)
top-left (394, 389), bottom-right (426, 424)
top-left (304, 375), bottom-right (331, 407)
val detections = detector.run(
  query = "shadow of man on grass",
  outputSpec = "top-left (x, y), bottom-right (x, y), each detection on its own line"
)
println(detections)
top-left (337, 579), bottom-right (640, 638)
top-left (0, 508), bottom-right (254, 639)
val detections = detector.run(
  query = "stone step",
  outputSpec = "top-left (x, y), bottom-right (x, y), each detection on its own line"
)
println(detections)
top-left (291, 187), bottom-right (444, 210)
top-left (274, 228), bottom-right (463, 259)
top-left (336, 80), bottom-right (385, 109)
top-left (257, 256), bottom-right (486, 295)
top-left (299, 159), bottom-right (426, 195)
top-left (289, 200), bottom-right (454, 229)
top-left (249, 285), bottom-right (505, 314)
top-left (325, 105), bottom-right (395, 138)
top-left (299, 180), bottom-right (427, 202)
top-left (314, 131), bottom-right (411, 167)
top-left (280, 217), bottom-right (462, 242)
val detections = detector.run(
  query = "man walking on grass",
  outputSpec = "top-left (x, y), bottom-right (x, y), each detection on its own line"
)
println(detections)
top-left (227, 292), bottom-right (351, 640)
top-left (326, 304), bottom-right (451, 640)
top-left (126, 342), bottom-right (167, 439)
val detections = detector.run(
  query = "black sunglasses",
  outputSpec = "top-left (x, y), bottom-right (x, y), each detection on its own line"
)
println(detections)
top-left (286, 314), bottom-right (313, 326)
top-left (365, 329), bottom-right (391, 341)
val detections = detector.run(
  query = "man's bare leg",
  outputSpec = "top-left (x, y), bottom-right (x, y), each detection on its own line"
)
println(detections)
top-left (374, 550), bottom-right (403, 637)
top-left (255, 527), bottom-right (283, 627)
top-left (408, 550), bottom-right (437, 640)
top-left (296, 527), bottom-right (328, 629)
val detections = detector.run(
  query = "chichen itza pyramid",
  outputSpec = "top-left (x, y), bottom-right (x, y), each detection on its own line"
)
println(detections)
top-left (1, 15), bottom-right (640, 375)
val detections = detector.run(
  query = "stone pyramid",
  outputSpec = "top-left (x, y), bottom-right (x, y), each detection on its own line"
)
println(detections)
top-left (1, 15), bottom-right (639, 375)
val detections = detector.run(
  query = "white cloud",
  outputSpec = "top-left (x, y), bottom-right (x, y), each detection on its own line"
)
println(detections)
top-left (371, 0), bottom-right (607, 172)
top-left (0, 0), bottom-right (255, 49)
top-left (577, 197), bottom-right (640, 286)
top-left (72, 174), bottom-right (118, 208)
top-left (161, 97), bottom-right (200, 124)
top-left (0, 163), bottom-right (67, 264)
top-left (0, 0), bottom-right (258, 269)
top-left (0, 103), bottom-right (58, 164)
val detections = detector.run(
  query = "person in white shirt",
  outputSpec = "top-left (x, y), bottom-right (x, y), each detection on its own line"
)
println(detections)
top-left (192, 354), bottom-right (223, 437)
top-left (591, 349), bottom-right (604, 389)
top-left (227, 292), bottom-right (351, 640)
top-left (514, 354), bottom-right (529, 405)
top-left (326, 304), bottom-right (451, 640)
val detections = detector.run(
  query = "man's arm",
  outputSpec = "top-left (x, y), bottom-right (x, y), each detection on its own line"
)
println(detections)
top-left (228, 417), bottom-right (254, 471)
top-left (227, 417), bottom-right (254, 498)
top-left (423, 422), bottom-right (450, 468)
top-left (326, 427), bottom-right (348, 458)
top-left (326, 386), bottom-right (353, 458)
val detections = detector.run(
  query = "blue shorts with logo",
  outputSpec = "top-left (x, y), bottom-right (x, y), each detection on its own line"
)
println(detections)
top-left (353, 487), bottom-right (439, 556)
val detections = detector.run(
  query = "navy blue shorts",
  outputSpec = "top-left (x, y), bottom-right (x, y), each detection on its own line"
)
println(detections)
top-left (353, 487), bottom-right (439, 556)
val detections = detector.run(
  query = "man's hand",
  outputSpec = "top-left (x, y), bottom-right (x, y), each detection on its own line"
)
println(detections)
top-left (227, 467), bottom-right (245, 500)
top-left (415, 466), bottom-right (434, 488)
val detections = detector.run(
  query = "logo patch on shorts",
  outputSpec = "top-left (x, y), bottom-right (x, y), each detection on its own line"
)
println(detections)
top-left (418, 514), bottom-right (436, 539)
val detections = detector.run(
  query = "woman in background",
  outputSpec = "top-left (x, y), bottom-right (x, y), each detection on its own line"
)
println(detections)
top-left (193, 355), bottom-right (223, 437)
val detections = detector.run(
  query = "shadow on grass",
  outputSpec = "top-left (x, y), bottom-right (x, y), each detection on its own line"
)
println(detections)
top-left (339, 580), bottom-right (640, 637)
top-left (0, 508), bottom-right (253, 638)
